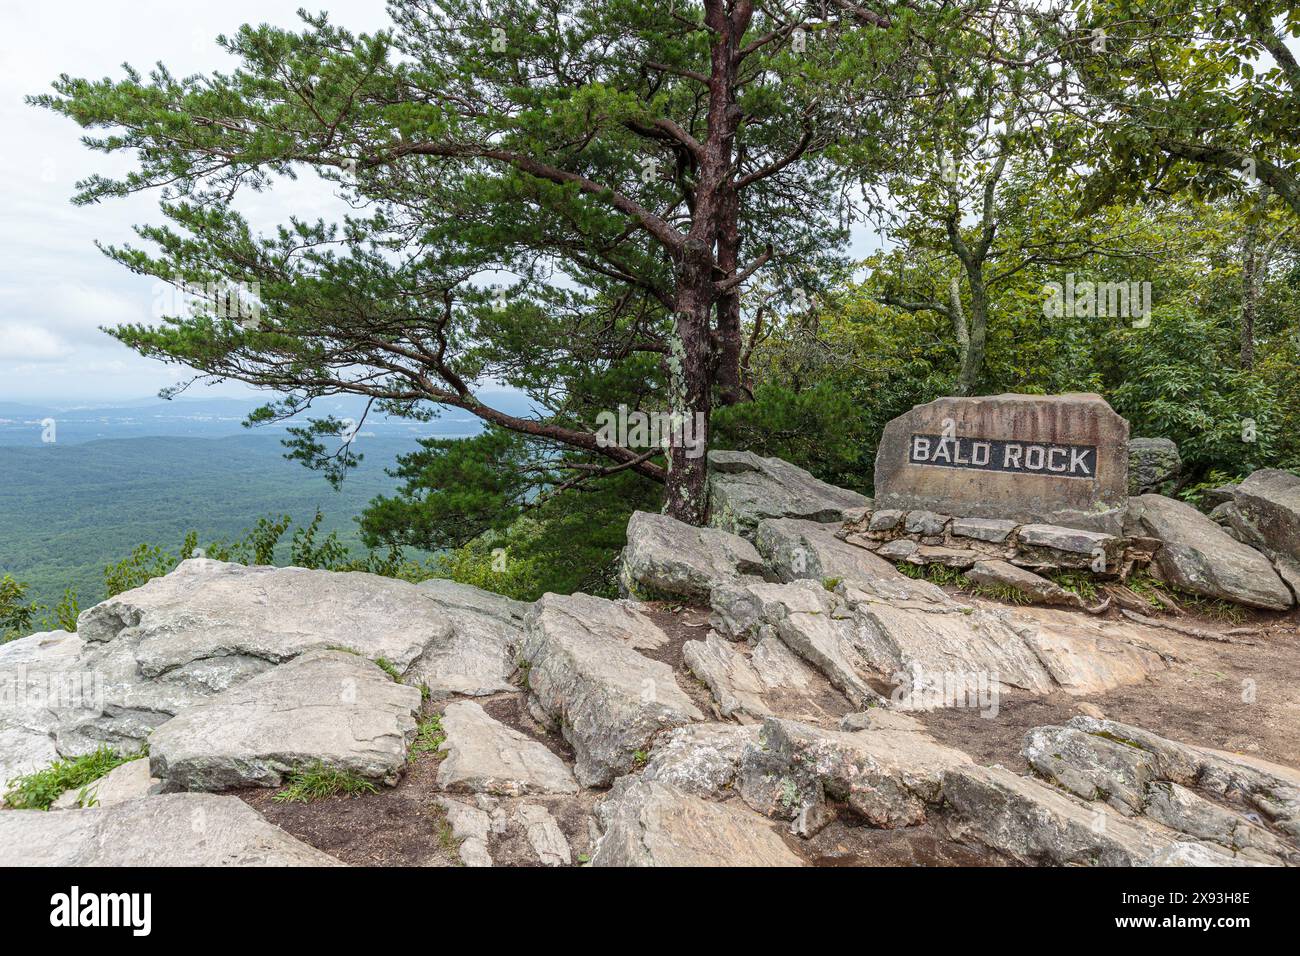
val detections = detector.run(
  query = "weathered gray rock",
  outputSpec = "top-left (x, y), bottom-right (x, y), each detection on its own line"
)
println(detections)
top-left (618, 510), bottom-right (763, 603)
top-left (1016, 524), bottom-right (1116, 557)
top-left (706, 450), bottom-right (869, 538)
top-left (904, 510), bottom-right (951, 536)
top-left (436, 700), bottom-right (577, 796)
top-left (1127, 437), bottom-right (1181, 494)
top-left (590, 777), bottom-right (802, 867)
top-left (407, 579), bottom-right (529, 698)
top-left (436, 796), bottom-right (493, 867)
top-left (1145, 782), bottom-right (1298, 864)
top-left (519, 594), bottom-right (702, 787)
top-left (848, 585), bottom-right (1057, 698)
top-left (868, 510), bottom-right (906, 532)
top-left (875, 539), bottom-right (919, 561)
top-left (909, 545), bottom-right (979, 569)
top-left (514, 803), bottom-right (571, 867)
top-left (941, 764), bottom-right (1233, 866)
top-left (0, 793), bottom-right (341, 866)
top-left (1229, 469), bottom-right (1300, 563)
top-left (710, 579), bottom-right (880, 707)
top-left (78, 560), bottom-right (452, 670)
top-left (51, 757), bottom-right (158, 810)
top-left (683, 632), bottom-right (846, 723)
top-left (873, 393), bottom-right (1129, 534)
top-left (45, 560), bottom-right (477, 755)
top-left (1131, 494), bottom-right (1293, 609)
top-left (951, 517), bottom-right (1018, 544)
top-left (967, 560), bottom-right (1088, 609)
top-left (638, 723), bottom-right (760, 798)
top-left (1013, 609), bottom-right (1165, 695)
top-left (1023, 724), bottom-right (1153, 813)
top-left (416, 577), bottom-right (530, 623)
top-left (737, 716), bottom-right (971, 833)
top-left (1023, 717), bottom-right (1300, 860)
top-left (0, 630), bottom-right (92, 783)
top-left (149, 650), bottom-right (421, 791)
top-left (1040, 717), bottom-right (1300, 842)
top-left (754, 517), bottom-right (949, 603)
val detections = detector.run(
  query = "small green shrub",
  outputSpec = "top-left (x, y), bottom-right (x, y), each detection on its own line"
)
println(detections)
top-left (272, 762), bottom-right (378, 803)
top-left (408, 715), bottom-right (446, 763)
top-left (3, 745), bottom-right (144, 810)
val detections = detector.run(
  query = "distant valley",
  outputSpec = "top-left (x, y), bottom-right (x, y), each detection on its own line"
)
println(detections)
top-left (0, 397), bottom-right (511, 609)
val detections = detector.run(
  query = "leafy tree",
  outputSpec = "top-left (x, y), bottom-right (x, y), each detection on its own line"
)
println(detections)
top-left (1047, 1), bottom-right (1300, 218)
top-left (34, 0), bottom-right (955, 525)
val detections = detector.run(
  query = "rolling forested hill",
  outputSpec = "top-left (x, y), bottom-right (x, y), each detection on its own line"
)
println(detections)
top-left (0, 433), bottom-right (424, 609)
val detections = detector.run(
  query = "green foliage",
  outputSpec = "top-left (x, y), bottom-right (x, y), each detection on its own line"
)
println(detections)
top-left (1, 575), bottom-right (80, 643)
top-left (3, 746), bottom-right (144, 811)
top-left (408, 715), bottom-right (446, 763)
top-left (104, 534), bottom-right (196, 598)
top-left (0, 575), bottom-right (38, 643)
top-left (711, 383), bottom-right (870, 492)
top-left (427, 469), bottom-right (659, 601)
top-left (272, 762), bottom-right (378, 803)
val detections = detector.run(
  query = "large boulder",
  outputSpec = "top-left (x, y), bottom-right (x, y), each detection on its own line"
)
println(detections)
top-left (1228, 469), bottom-right (1300, 565)
top-left (618, 510), bottom-right (763, 603)
top-left (0, 630), bottom-right (91, 783)
top-left (0, 793), bottom-right (341, 866)
top-left (435, 700), bottom-right (577, 796)
top-left (873, 393), bottom-right (1129, 534)
top-left (1021, 718), bottom-right (1300, 864)
top-left (149, 650), bottom-right (422, 791)
top-left (683, 632), bottom-right (847, 723)
top-left (1127, 437), bottom-right (1181, 494)
top-left (1130, 494), bottom-right (1293, 609)
top-left (4, 565), bottom-right (527, 773)
top-left (737, 715), bottom-right (972, 833)
top-left (518, 594), bottom-right (702, 787)
top-left (590, 777), bottom-right (802, 867)
top-left (941, 764), bottom-right (1242, 867)
top-left (407, 579), bottom-right (528, 698)
top-left (706, 450), bottom-right (869, 538)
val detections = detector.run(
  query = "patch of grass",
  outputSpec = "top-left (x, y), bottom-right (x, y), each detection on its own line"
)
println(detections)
top-left (3, 745), bottom-right (145, 811)
top-left (409, 714), bottom-right (446, 763)
top-left (430, 802), bottom-right (463, 864)
top-left (966, 582), bottom-right (1032, 605)
top-left (373, 657), bottom-right (404, 682)
top-left (1044, 571), bottom-right (1099, 602)
top-left (821, 577), bottom-right (842, 591)
top-left (272, 761), bottom-right (379, 803)
top-left (895, 561), bottom-right (965, 587)
top-left (1127, 572), bottom-right (1248, 624)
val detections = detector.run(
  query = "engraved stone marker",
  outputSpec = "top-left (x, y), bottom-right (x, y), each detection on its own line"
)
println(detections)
top-left (873, 393), bottom-right (1129, 533)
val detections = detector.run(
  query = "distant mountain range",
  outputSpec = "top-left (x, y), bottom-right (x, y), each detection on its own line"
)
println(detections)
top-left (0, 391), bottom-right (537, 446)
top-left (0, 433), bottom-right (433, 610)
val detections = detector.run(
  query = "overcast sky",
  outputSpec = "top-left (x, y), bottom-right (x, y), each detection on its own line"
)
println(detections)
top-left (0, 1), bottom-right (389, 405)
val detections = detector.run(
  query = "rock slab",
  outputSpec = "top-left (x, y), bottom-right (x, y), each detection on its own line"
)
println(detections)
top-left (149, 650), bottom-right (422, 791)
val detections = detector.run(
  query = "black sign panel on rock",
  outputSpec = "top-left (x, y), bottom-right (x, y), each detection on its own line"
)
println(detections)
top-left (908, 435), bottom-right (1098, 479)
